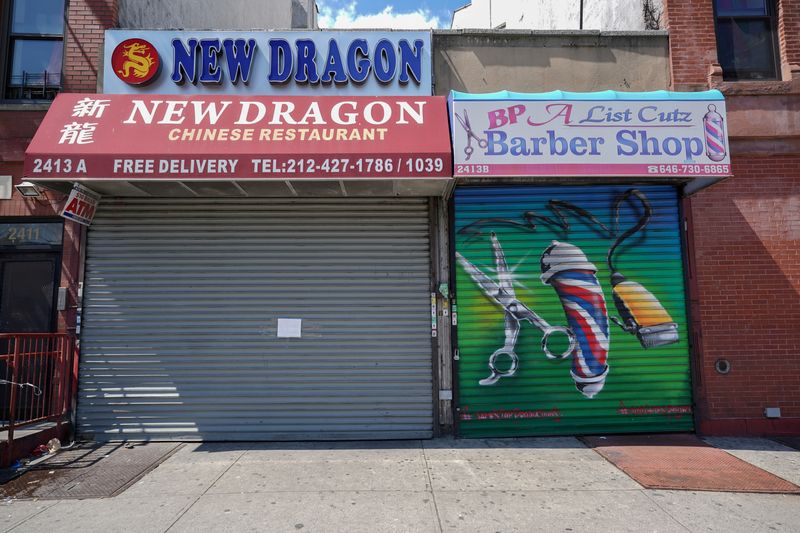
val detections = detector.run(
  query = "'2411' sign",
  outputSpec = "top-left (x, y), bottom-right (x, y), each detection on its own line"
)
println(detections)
top-left (104, 30), bottom-right (432, 96)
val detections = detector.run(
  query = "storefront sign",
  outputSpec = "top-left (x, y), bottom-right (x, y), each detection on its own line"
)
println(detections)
top-left (60, 183), bottom-right (100, 226)
top-left (103, 30), bottom-right (432, 96)
top-left (24, 94), bottom-right (451, 180)
top-left (449, 90), bottom-right (731, 178)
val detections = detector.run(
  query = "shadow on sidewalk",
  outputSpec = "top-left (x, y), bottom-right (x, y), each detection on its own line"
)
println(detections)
top-left (180, 434), bottom-right (589, 455)
top-left (0, 441), bottom-right (180, 499)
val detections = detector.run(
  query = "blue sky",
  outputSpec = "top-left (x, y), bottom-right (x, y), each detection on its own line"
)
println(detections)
top-left (317, 0), bottom-right (469, 29)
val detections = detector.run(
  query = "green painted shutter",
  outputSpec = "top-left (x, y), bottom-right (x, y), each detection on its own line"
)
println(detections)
top-left (454, 185), bottom-right (693, 437)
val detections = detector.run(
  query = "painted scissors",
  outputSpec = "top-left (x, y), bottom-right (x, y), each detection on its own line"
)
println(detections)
top-left (454, 110), bottom-right (487, 161)
top-left (456, 233), bottom-right (577, 386)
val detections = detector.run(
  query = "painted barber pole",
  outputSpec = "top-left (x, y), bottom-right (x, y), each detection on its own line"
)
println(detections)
top-left (540, 241), bottom-right (610, 399)
top-left (703, 104), bottom-right (727, 162)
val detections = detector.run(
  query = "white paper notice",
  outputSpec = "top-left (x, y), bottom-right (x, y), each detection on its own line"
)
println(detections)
top-left (277, 318), bottom-right (302, 338)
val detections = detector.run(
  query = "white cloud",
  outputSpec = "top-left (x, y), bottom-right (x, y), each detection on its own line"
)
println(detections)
top-left (318, 1), bottom-right (443, 29)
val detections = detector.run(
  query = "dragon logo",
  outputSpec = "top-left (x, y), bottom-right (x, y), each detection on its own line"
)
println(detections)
top-left (111, 38), bottom-right (160, 85)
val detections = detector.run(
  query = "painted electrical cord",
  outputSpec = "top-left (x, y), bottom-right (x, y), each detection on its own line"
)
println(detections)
top-left (605, 189), bottom-right (679, 348)
top-left (606, 188), bottom-right (651, 275)
top-left (0, 379), bottom-right (43, 396)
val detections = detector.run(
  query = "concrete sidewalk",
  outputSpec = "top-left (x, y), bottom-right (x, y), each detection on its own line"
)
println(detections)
top-left (2, 437), bottom-right (799, 533)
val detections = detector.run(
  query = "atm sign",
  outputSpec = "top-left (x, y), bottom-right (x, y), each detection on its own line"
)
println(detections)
top-left (60, 184), bottom-right (100, 226)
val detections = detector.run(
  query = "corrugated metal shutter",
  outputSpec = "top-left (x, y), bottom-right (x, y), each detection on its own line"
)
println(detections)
top-left (78, 198), bottom-right (433, 440)
top-left (454, 185), bottom-right (693, 437)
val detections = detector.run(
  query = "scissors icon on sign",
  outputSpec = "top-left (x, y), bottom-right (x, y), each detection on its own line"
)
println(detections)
top-left (454, 110), bottom-right (487, 161)
top-left (456, 233), bottom-right (577, 386)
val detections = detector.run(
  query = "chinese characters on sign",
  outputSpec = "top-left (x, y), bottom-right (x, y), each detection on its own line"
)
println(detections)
top-left (59, 97), bottom-right (111, 145)
top-left (59, 122), bottom-right (98, 145)
top-left (72, 98), bottom-right (110, 118)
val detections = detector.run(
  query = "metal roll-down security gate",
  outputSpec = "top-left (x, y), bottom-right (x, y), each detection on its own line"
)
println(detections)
top-left (77, 198), bottom-right (435, 440)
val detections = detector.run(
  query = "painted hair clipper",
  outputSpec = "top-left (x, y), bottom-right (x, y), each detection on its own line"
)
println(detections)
top-left (607, 190), bottom-right (679, 349)
top-left (541, 241), bottom-right (610, 399)
top-left (610, 273), bottom-right (678, 348)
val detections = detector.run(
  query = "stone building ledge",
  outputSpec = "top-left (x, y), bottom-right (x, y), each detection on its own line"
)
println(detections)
top-left (708, 63), bottom-right (800, 96)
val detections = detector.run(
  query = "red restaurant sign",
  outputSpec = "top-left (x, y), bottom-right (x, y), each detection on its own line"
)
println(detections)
top-left (24, 94), bottom-right (452, 180)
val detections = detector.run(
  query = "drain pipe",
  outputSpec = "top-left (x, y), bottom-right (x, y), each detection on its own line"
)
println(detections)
top-left (579, 0), bottom-right (584, 29)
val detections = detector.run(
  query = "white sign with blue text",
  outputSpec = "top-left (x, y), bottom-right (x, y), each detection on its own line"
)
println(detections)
top-left (103, 30), bottom-right (432, 96)
top-left (449, 90), bottom-right (731, 178)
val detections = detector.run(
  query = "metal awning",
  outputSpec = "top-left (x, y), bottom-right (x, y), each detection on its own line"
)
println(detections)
top-left (24, 94), bottom-right (453, 197)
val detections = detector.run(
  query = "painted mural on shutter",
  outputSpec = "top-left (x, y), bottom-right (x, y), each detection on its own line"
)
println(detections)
top-left (454, 185), bottom-right (693, 437)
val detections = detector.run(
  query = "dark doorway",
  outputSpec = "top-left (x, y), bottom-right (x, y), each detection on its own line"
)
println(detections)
top-left (0, 219), bottom-right (64, 334)
top-left (0, 254), bottom-right (60, 333)
top-left (0, 219), bottom-right (64, 421)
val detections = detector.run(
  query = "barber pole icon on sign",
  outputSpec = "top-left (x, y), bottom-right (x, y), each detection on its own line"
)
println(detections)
top-left (703, 104), bottom-right (727, 162)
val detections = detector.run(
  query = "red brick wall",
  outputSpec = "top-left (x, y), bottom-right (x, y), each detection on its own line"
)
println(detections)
top-left (686, 157), bottom-right (800, 435)
top-left (666, 0), bottom-right (800, 435)
top-left (0, 0), bottom-right (116, 334)
top-left (62, 0), bottom-right (119, 92)
top-left (665, 0), bottom-right (800, 87)
top-left (779, 0), bottom-right (800, 69)
top-left (0, 110), bottom-right (45, 161)
top-left (663, 0), bottom-right (717, 90)
top-left (0, 164), bottom-right (83, 334)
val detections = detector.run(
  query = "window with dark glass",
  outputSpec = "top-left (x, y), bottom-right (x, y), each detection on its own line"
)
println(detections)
top-left (0, 219), bottom-right (63, 333)
top-left (713, 0), bottom-right (780, 81)
top-left (1, 0), bottom-right (65, 100)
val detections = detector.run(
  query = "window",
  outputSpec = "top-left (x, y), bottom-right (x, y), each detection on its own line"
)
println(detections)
top-left (1, 0), bottom-right (65, 100)
top-left (713, 0), bottom-right (780, 81)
